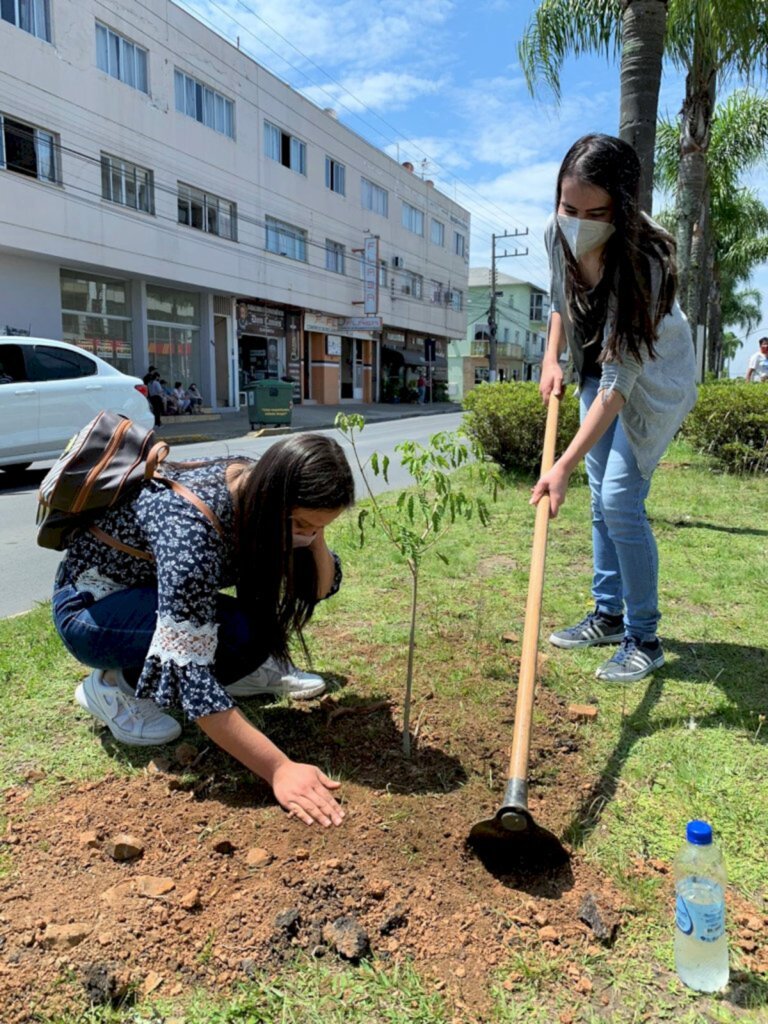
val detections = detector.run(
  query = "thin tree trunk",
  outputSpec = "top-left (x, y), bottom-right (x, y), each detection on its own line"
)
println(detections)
top-left (402, 563), bottom-right (418, 757)
top-left (707, 267), bottom-right (723, 378)
top-left (618, 0), bottom-right (668, 213)
top-left (675, 22), bottom-right (716, 325)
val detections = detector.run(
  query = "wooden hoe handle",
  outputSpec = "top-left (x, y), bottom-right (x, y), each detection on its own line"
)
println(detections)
top-left (507, 395), bottom-right (560, 781)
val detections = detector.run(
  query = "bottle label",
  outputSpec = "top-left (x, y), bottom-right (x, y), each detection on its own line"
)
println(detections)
top-left (675, 894), bottom-right (725, 942)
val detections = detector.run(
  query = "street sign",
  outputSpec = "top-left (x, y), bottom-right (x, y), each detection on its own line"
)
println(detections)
top-left (363, 236), bottom-right (379, 314)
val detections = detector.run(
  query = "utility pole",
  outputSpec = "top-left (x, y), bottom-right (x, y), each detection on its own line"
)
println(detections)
top-left (488, 229), bottom-right (529, 382)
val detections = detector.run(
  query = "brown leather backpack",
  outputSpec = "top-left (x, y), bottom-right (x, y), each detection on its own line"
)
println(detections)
top-left (36, 410), bottom-right (222, 558)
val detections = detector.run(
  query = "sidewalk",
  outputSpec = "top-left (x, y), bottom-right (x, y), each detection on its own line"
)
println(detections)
top-left (155, 400), bottom-right (463, 445)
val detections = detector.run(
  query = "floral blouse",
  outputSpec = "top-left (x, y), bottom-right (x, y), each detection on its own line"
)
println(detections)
top-left (56, 460), bottom-right (342, 720)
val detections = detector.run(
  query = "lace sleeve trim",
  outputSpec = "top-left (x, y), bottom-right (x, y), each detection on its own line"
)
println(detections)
top-left (147, 614), bottom-right (218, 666)
top-left (73, 568), bottom-right (127, 603)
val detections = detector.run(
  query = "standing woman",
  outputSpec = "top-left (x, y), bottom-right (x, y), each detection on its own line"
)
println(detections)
top-left (533, 134), bottom-right (697, 682)
top-left (52, 434), bottom-right (354, 826)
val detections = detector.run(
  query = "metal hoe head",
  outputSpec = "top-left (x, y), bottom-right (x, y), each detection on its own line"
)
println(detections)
top-left (467, 782), bottom-right (570, 874)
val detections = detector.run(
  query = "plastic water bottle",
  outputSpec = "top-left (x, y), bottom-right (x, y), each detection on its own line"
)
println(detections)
top-left (673, 819), bottom-right (729, 992)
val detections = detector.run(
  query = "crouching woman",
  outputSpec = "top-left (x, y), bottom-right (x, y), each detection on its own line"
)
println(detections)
top-left (51, 434), bottom-right (354, 828)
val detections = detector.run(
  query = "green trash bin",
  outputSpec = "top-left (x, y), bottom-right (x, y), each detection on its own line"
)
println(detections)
top-left (244, 379), bottom-right (294, 428)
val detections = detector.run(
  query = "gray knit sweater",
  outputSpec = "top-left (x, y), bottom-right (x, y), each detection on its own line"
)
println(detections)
top-left (545, 214), bottom-right (698, 479)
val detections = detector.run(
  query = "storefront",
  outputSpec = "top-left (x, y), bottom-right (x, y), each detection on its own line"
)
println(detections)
top-left (380, 331), bottom-right (448, 403)
top-left (60, 269), bottom-right (134, 371)
top-left (303, 312), bottom-right (376, 404)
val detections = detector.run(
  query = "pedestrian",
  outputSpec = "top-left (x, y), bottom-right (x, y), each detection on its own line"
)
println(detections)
top-left (186, 383), bottom-right (203, 412)
top-left (147, 372), bottom-right (165, 426)
top-left (142, 364), bottom-right (157, 387)
top-left (51, 434), bottom-right (355, 827)
top-left (532, 133), bottom-right (697, 683)
top-left (172, 381), bottom-right (191, 413)
top-left (417, 373), bottom-right (427, 404)
top-left (745, 336), bottom-right (768, 382)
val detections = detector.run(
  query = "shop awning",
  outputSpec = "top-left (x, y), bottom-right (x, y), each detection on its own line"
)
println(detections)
top-left (382, 346), bottom-right (447, 368)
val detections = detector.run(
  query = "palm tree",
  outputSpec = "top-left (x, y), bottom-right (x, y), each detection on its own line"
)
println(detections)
top-left (519, 1), bottom-right (768, 340)
top-left (664, 4), bottom-right (768, 336)
top-left (657, 91), bottom-right (768, 374)
top-left (518, 0), bottom-right (669, 212)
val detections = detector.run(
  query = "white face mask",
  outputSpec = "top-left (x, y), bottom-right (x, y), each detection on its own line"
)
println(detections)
top-left (557, 214), bottom-right (615, 261)
top-left (292, 531), bottom-right (317, 548)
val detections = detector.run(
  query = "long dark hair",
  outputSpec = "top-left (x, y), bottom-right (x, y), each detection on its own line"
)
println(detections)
top-left (233, 434), bottom-right (354, 664)
top-left (556, 133), bottom-right (677, 363)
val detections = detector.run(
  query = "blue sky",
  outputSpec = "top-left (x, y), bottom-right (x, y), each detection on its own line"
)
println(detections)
top-left (177, 0), bottom-right (768, 377)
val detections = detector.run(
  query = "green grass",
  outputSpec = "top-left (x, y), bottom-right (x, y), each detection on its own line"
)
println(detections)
top-left (2, 436), bottom-right (767, 1023)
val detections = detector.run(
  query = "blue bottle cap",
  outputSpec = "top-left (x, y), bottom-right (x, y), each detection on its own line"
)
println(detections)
top-left (686, 819), bottom-right (713, 845)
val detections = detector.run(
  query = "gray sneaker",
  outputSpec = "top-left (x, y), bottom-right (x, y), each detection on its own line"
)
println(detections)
top-left (595, 636), bottom-right (665, 683)
top-left (75, 669), bottom-right (182, 746)
top-left (549, 607), bottom-right (625, 649)
top-left (225, 657), bottom-right (326, 699)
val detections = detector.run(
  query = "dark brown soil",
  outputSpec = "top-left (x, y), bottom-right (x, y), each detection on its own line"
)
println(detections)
top-left (1, 675), bottom-right (765, 1023)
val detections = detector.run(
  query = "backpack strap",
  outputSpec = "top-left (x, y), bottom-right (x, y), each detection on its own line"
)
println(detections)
top-left (87, 475), bottom-right (224, 558)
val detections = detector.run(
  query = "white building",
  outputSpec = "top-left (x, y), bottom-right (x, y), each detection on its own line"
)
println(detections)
top-left (0, 0), bottom-right (470, 408)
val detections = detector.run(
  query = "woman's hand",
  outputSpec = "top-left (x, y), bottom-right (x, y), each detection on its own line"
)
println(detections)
top-left (539, 359), bottom-right (564, 404)
top-left (271, 760), bottom-right (344, 827)
top-left (530, 462), bottom-right (572, 517)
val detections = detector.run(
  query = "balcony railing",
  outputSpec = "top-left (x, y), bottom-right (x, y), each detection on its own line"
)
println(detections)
top-left (470, 340), bottom-right (524, 360)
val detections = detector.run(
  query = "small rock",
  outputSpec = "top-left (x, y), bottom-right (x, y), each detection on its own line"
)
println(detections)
top-left (100, 881), bottom-right (134, 906)
top-left (274, 908), bottom-right (301, 935)
top-left (501, 631), bottom-right (519, 644)
top-left (174, 742), bottom-right (198, 766)
top-left (323, 858), bottom-right (342, 870)
top-left (104, 834), bottom-right (144, 861)
top-left (538, 926), bottom-right (559, 944)
top-left (294, 848), bottom-right (310, 861)
top-left (24, 769), bottom-right (46, 783)
top-left (567, 704), bottom-right (598, 722)
top-left (142, 970), bottom-right (163, 995)
top-left (739, 938), bottom-right (758, 953)
top-left (97, 933), bottom-right (113, 946)
top-left (322, 917), bottom-right (370, 960)
top-left (179, 888), bottom-right (201, 911)
top-left (147, 757), bottom-right (171, 773)
top-left (454, 965), bottom-right (466, 978)
top-left (78, 831), bottom-right (100, 849)
top-left (578, 893), bottom-right (619, 946)
top-left (39, 923), bottom-right (92, 949)
top-left (83, 964), bottom-right (129, 1006)
top-left (648, 858), bottom-right (669, 874)
top-left (245, 847), bottom-right (273, 869)
top-left (575, 977), bottom-right (593, 994)
top-left (135, 876), bottom-right (176, 899)
top-left (213, 839), bottom-right (236, 855)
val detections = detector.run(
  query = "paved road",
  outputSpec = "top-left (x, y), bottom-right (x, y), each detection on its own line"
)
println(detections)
top-left (0, 413), bottom-right (463, 619)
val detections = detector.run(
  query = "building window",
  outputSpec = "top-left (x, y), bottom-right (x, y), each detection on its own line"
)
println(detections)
top-left (146, 285), bottom-right (200, 387)
top-left (454, 231), bottom-right (466, 258)
top-left (403, 271), bottom-right (423, 299)
top-left (174, 70), bottom-right (234, 138)
top-left (379, 260), bottom-right (388, 287)
top-left (430, 218), bottom-right (444, 246)
top-left (60, 270), bottom-right (133, 369)
top-left (101, 154), bottom-right (153, 213)
top-left (264, 121), bottom-right (306, 175)
top-left (1, 0), bottom-right (50, 41)
top-left (0, 113), bottom-right (58, 183)
top-left (430, 280), bottom-right (443, 304)
top-left (402, 201), bottom-right (424, 236)
top-left (325, 239), bottom-right (345, 274)
top-left (450, 289), bottom-right (463, 311)
top-left (530, 291), bottom-right (549, 321)
top-left (325, 156), bottom-right (345, 195)
top-left (177, 183), bottom-right (236, 240)
top-left (266, 216), bottom-right (307, 261)
top-left (361, 177), bottom-right (388, 217)
top-left (96, 22), bottom-right (148, 93)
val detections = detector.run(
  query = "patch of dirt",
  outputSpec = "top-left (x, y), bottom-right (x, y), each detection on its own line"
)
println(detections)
top-left (476, 555), bottom-right (520, 577)
top-left (0, 679), bottom-right (765, 1023)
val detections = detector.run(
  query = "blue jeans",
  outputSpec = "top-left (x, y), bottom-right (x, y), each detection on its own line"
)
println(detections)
top-left (580, 377), bottom-right (659, 640)
top-left (52, 583), bottom-right (270, 687)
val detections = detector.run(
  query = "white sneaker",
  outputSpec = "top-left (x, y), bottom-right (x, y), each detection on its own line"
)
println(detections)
top-left (225, 656), bottom-right (326, 699)
top-left (75, 669), bottom-right (182, 746)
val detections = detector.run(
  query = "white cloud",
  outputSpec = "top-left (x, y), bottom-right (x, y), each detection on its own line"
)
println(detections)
top-left (302, 73), bottom-right (446, 115)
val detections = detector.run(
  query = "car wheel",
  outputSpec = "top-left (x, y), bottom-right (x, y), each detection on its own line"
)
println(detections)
top-left (0, 462), bottom-right (32, 475)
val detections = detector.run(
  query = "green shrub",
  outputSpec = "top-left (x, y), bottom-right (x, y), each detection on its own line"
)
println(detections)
top-left (681, 381), bottom-right (768, 473)
top-left (462, 381), bottom-right (581, 472)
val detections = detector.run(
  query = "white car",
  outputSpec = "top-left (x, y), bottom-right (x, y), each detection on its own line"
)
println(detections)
top-left (0, 337), bottom-right (154, 472)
